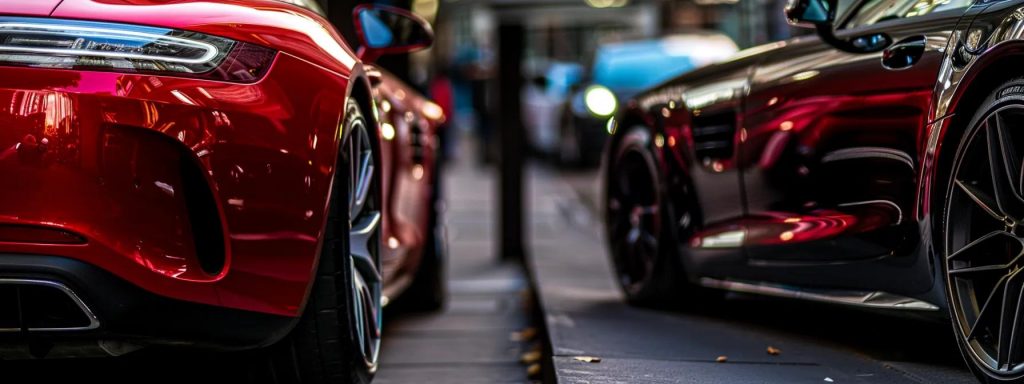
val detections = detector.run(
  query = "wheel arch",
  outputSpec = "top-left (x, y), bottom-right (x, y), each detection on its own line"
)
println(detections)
top-left (604, 103), bottom-right (705, 246)
top-left (929, 45), bottom-right (1024, 230)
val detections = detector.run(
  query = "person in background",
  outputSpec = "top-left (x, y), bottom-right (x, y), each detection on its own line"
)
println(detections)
top-left (429, 69), bottom-right (456, 162)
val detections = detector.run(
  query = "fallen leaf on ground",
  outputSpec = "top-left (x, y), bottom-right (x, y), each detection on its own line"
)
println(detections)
top-left (716, 355), bottom-right (728, 363)
top-left (573, 356), bottom-right (602, 363)
top-left (527, 363), bottom-right (542, 377)
top-left (766, 346), bottom-right (781, 355)
top-left (521, 350), bottom-right (542, 364)
top-left (518, 327), bottom-right (538, 341)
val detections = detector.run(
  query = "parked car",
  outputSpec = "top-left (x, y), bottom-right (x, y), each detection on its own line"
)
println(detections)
top-left (368, 67), bottom-right (448, 312)
top-left (560, 33), bottom-right (737, 166)
top-left (0, 1), bottom-right (443, 382)
top-left (603, 0), bottom-right (1024, 382)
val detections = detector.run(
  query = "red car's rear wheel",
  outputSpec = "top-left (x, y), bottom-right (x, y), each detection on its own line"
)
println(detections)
top-left (266, 99), bottom-right (382, 384)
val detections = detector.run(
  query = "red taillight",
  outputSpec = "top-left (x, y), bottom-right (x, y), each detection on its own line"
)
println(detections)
top-left (0, 17), bottom-right (276, 83)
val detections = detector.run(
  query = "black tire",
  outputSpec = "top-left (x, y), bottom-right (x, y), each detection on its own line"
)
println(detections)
top-left (264, 99), bottom-right (382, 384)
top-left (943, 78), bottom-right (1024, 383)
top-left (605, 126), bottom-right (706, 308)
top-left (391, 145), bottom-right (447, 313)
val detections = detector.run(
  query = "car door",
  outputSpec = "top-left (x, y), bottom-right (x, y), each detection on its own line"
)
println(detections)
top-left (735, 0), bottom-right (971, 288)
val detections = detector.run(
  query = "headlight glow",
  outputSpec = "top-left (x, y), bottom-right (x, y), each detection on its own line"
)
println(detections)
top-left (0, 17), bottom-right (276, 83)
top-left (584, 85), bottom-right (617, 116)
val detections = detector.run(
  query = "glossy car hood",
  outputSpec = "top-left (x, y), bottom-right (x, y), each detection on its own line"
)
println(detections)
top-left (0, 0), bottom-right (61, 16)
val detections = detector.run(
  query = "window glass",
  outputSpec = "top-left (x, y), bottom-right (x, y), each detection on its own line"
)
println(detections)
top-left (844, 0), bottom-right (971, 28)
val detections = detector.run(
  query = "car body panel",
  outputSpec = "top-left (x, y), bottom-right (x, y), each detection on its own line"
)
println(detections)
top-left (0, 53), bottom-right (348, 317)
top-left (0, 0), bottom-right (61, 16)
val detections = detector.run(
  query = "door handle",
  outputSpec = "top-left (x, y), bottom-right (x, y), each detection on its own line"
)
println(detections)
top-left (882, 35), bottom-right (927, 70)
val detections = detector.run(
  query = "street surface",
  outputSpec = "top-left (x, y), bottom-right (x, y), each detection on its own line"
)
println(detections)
top-left (542, 167), bottom-right (976, 384)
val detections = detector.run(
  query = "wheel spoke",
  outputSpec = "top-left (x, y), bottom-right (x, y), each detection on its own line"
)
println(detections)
top-left (626, 227), bottom-right (642, 247)
top-left (986, 115), bottom-right (1024, 220)
top-left (351, 151), bottom-right (374, 220)
top-left (637, 204), bottom-right (659, 217)
top-left (949, 231), bottom-right (1019, 261)
top-left (956, 180), bottom-right (1007, 222)
top-left (999, 271), bottom-right (1024, 368)
top-left (351, 210), bottom-right (382, 283)
top-left (950, 264), bottom-right (1012, 276)
top-left (969, 273), bottom-right (1011, 340)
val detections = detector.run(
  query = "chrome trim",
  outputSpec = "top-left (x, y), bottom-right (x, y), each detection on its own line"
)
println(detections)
top-left (821, 147), bottom-right (914, 168)
top-left (698, 277), bottom-right (939, 311)
top-left (837, 199), bottom-right (904, 224)
top-left (0, 278), bottom-right (101, 332)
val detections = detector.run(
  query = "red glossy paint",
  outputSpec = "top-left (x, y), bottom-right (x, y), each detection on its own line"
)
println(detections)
top-left (0, 0), bottom-right (442, 322)
top-left (0, 1), bottom-right (62, 16)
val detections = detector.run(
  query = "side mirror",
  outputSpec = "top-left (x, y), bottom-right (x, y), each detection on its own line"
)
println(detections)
top-left (785, 0), bottom-right (836, 28)
top-left (785, 0), bottom-right (890, 53)
top-left (353, 5), bottom-right (434, 63)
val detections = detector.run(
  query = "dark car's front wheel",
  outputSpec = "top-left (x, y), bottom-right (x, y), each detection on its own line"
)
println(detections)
top-left (944, 78), bottom-right (1024, 383)
top-left (263, 99), bottom-right (382, 384)
top-left (605, 126), bottom-right (706, 308)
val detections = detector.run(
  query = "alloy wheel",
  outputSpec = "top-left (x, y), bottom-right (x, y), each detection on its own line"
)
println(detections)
top-left (607, 145), bottom-right (661, 296)
top-left (947, 103), bottom-right (1024, 378)
top-left (344, 118), bottom-right (383, 370)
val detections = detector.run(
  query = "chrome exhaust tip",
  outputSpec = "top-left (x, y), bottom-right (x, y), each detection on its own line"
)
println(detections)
top-left (0, 279), bottom-right (100, 332)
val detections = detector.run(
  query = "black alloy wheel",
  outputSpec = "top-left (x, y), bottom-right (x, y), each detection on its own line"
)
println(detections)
top-left (605, 126), bottom-right (690, 307)
top-left (266, 99), bottom-right (382, 384)
top-left (945, 78), bottom-right (1024, 383)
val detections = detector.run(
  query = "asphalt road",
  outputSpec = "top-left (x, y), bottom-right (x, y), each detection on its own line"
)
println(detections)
top-left (538, 167), bottom-right (976, 384)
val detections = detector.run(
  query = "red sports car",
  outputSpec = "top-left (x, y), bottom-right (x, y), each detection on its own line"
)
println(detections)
top-left (0, 0), bottom-right (443, 382)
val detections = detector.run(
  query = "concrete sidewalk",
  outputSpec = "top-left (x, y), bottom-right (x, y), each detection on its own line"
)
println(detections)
top-left (526, 166), bottom-right (975, 384)
top-left (375, 160), bottom-right (538, 384)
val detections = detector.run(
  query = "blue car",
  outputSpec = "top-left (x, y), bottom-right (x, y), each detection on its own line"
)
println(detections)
top-left (559, 32), bottom-right (737, 166)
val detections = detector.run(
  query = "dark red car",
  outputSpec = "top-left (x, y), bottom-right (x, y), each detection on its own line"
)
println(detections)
top-left (603, 0), bottom-right (1024, 382)
top-left (0, 1), bottom-right (444, 382)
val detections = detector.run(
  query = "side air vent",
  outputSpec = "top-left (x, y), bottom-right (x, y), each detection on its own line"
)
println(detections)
top-left (691, 111), bottom-right (736, 161)
top-left (180, 155), bottom-right (226, 276)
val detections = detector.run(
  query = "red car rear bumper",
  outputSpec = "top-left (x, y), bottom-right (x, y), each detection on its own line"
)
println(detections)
top-left (0, 53), bottom-right (350, 319)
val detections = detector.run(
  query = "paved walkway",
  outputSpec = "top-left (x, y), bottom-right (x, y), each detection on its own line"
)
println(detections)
top-left (375, 160), bottom-right (537, 384)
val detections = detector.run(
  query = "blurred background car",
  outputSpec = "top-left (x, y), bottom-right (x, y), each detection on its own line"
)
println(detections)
top-left (556, 32), bottom-right (737, 166)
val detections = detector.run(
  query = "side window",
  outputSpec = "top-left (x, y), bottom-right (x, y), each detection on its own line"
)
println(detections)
top-left (843, 0), bottom-right (971, 28)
